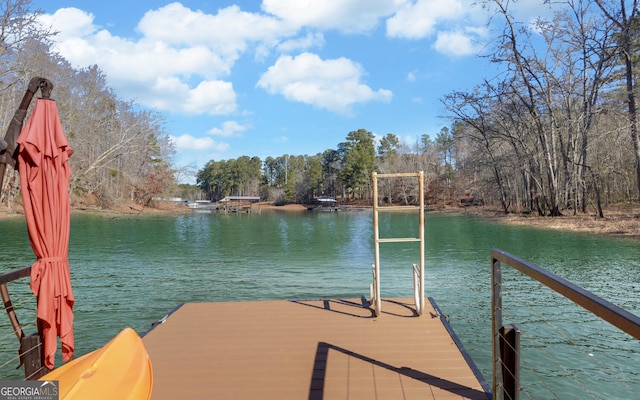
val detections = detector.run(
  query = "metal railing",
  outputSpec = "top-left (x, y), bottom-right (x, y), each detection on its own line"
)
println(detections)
top-left (491, 248), bottom-right (640, 400)
top-left (0, 266), bottom-right (46, 379)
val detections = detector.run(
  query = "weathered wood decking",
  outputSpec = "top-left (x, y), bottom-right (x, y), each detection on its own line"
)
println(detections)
top-left (142, 298), bottom-right (490, 399)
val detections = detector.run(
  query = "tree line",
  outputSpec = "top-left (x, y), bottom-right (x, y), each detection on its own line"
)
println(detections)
top-left (445, 0), bottom-right (640, 216)
top-left (0, 0), bottom-right (177, 210)
top-left (196, 128), bottom-right (459, 207)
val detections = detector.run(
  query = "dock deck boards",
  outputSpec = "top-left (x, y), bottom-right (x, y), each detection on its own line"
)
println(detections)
top-left (142, 298), bottom-right (490, 399)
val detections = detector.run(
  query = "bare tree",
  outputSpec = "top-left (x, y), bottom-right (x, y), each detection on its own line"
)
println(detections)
top-left (0, 0), bottom-right (51, 90)
top-left (491, 0), bottom-right (567, 215)
top-left (594, 0), bottom-right (640, 199)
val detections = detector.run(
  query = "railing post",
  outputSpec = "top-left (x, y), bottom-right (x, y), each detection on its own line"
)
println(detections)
top-left (492, 256), bottom-right (521, 400)
top-left (492, 256), bottom-right (503, 399)
top-left (418, 170), bottom-right (424, 314)
top-left (500, 324), bottom-right (520, 400)
top-left (22, 333), bottom-right (47, 379)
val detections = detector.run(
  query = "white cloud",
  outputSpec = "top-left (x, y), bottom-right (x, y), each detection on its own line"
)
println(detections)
top-left (170, 134), bottom-right (231, 178)
top-left (262, 0), bottom-right (399, 33)
top-left (37, 7), bottom-right (98, 40)
top-left (257, 52), bottom-right (392, 114)
top-left (386, 0), bottom-right (466, 39)
top-left (170, 133), bottom-right (229, 152)
top-left (37, 4), bottom-right (293, 116)
top-left (433, 30), bottom-right (480, 56)
top-left (136, 3), bottom-right (293, 54)
top-left (182, 80), bottom-right (237, 115)
top-left (143, 78), bottom-right (236, 115)
top-left (277, 32), bottom-right (325, 53)
top-left (208, 121), bottom-right (248, 137)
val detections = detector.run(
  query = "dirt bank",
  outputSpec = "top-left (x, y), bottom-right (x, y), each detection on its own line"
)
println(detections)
top-left (462, 203), bottom-right (640, 239)
top-left (254, 203), bottom-right (309, 212)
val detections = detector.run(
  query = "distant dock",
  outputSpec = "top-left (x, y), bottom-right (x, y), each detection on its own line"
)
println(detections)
top-left (187, 196), bottom-right (261, 213)
top-left (142, 298), bottom-right (490, 399)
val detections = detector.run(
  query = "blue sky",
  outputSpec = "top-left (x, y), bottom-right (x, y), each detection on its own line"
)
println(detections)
top-left (31, 1), bottom-right (555, 183)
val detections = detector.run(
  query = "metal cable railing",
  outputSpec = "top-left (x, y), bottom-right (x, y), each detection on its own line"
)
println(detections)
top-left (491, 248), bottom-right (640, 400)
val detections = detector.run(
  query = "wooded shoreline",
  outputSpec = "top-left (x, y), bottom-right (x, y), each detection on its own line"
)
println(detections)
top-left (2, 201), bottom-right (640, 239)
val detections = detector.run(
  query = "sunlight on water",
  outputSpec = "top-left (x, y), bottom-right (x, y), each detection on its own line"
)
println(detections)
top-left (0, 210), bottom-right (637, 398)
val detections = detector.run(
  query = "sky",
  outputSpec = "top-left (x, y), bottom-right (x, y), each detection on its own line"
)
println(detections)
top-left (31, 0), bottom-right (557, 183)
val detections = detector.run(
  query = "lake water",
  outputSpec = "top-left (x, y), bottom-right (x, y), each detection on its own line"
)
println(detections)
top-left (0, 209), bottom-right (638, 398)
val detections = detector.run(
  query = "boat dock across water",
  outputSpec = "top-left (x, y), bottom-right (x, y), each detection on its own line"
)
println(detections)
top-left (142, 298), bottom-right (490, 400)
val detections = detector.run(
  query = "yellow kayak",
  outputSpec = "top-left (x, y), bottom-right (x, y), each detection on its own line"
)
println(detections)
top-left (40, 327), bottom-right (153, 399)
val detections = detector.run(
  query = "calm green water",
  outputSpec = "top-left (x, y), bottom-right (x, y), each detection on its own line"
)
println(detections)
top-left (0, 210), bottom-right (638, 398)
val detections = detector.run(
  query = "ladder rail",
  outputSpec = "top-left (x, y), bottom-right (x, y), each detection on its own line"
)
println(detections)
top-left (372, 172), bottom-right (381, 316)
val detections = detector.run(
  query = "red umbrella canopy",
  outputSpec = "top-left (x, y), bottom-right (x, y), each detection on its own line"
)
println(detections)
top-left (17, 98), bottom-right (74, 370)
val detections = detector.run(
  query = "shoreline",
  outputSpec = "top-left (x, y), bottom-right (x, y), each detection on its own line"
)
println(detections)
top-left (459, 204), bottom-right (640, 239)
top-left (2, 201), bottom-right (640, 239)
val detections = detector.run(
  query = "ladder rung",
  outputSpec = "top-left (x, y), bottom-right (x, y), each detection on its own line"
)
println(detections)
top-left (374, 172), bottom-right (422, 178)
top-left (375, 205), bottom-right (421, 211)
top-left (377, 238), bottom-right (421, 243)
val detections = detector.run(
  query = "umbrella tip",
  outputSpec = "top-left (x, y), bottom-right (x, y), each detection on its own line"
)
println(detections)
top-left (39, 79), bottom-right (53, 99)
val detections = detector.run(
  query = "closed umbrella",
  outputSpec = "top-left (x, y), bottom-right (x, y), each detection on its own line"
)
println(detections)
top-left (17, 97), bottom-right (74, 370)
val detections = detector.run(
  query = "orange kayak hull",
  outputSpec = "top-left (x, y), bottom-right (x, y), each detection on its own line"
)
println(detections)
top-left (40, 327), bottom-right (153, 399)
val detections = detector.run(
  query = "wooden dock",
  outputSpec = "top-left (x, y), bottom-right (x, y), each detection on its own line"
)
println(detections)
top-left (142, 298), bottom-right (490, 399)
